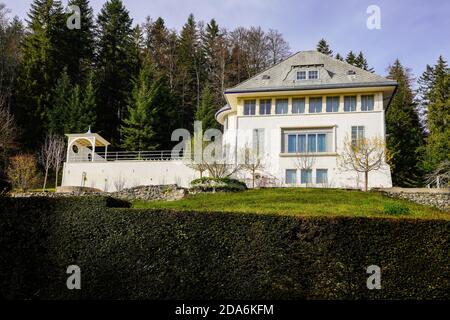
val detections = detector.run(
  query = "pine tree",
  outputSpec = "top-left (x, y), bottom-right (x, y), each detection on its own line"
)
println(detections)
top-left (196, 86), bottom-right (218, 131)
top-left (177, 14), bottom-right (204, 129)
top-left (316, 38), bottom-right (332, 56)
top-left (48, 68), bottom-right (72, 135)
top-left (64, 84), bottom-right (82, 133)
top-left (96, 0), bottom-right (139, 145)
top-left (421, 56), bottom-right (450, 173)
top-left (354, 51), bottom-right (374, 72)
top-left (335, 53), bottom-right (344, 61)
top-left (78, 72), bottom-right (97, 132)
top-left (16, 0), bottom-right (67, 148)
top-left (345, 51), bottom-right (357, 66)
top-left (65, 0), bottom-right (95, 83)
top-left (386, 59), bottom-right (425, 186)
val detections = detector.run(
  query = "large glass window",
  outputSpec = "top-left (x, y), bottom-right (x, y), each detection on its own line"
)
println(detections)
top-left (285, 169), bottom-right (297, 184)
top-left (326, 96), bottom-right (340, 112)
top-left (275, 98), bottom-right (288, 114)
top-left (361, 95), bottom-right (374, 111)
top-left (351, 126), bottom-right (365, 146)
top-left (301, 169), bottom-right (312, 184)
top-left (309, 97), bottom-right (322, 113)
top-left (316, 169), bottom-right (328, 184)
top-left (259, 99), bottom-right (272, 115)
top-left (292, 98), bottom-right (305, 114)
top-left (344, 96), bottom-right (357, 112)
top-left (244, 100), bottom-right (256, 115)
top-left (286, 132), bottom-right (328, 153)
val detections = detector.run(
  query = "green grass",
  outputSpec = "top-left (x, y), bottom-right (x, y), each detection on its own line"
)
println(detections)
top-left (132, 188), bottom-right (448, 219)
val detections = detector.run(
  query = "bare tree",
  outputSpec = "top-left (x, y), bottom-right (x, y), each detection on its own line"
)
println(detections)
top-left (292, 151), bottom-right (316, 187)
top-left (38, 134), bottom-right (56, 191)
top-left (425, 160), bottom-right (450, 188)
top-left (0, 104), bottom-right (16, 168)
top-left (266, 29), bottom-right (291, 65)
top-left (51, 135), bottom-right (66, 189)
top-left (338, 136), bottom-right (390, 191)
top-left (113, 174), bottom-right (126, 192)
top-left (240, 146), bottom-right (266, 188)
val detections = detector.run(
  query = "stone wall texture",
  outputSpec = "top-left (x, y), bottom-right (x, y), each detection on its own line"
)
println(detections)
top-left (376, 188), bottom-right (449, 212)
top-left (11, 185), bottom-right (187, 202)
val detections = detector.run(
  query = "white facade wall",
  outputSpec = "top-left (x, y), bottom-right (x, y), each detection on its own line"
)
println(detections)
top-left (62, 160), bottom-right (197, 191)
top-left (222, 94), bottom-right (392, 189)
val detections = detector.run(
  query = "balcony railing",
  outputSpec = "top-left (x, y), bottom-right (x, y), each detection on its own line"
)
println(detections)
top-left (67, 150), bottom-right (185, 162)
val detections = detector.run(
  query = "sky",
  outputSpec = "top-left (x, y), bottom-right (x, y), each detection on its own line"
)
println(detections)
top-left (2, 0), bottom-right (450, 83)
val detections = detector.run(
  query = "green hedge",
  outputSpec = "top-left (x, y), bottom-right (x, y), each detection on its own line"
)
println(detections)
top-left (0, 196), bottom-right (448, 299)
top-left (190, 177), bottom-right (247, 192)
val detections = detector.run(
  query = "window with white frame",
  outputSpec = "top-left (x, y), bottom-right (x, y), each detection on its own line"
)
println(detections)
top-left (300, 169), bottom-right (312, 184)
top-left (344, 96), bottom-right (357, 112)
top-left (285, 169), bottom-right (297, 184)
top-left (243, 100), bottom-right (256, 115)
top-left (259, 99), bottom-right (272, 115)
top-left (253, 128), bottom-right (265, 156)
top-left (296, 71), bottom-right (306, 80)
top-left (326, 96), bottom-right (340, 112)
top-left (361, 95), bottom-right (375, 111)
top-left (308, 70), bottom-right (318, 79)
top-left (292, 98), bottom-right (305, 114)
top-left (351, 126), bottom-right (365, 146)
top-left (284, 128), bottom-right (332, 153)
top-left (275, 98), bottom-right (288, 114)
top-left (309, 97), bottom-right (322, 113)
top-left (316, 169), bottom-right (328, 184)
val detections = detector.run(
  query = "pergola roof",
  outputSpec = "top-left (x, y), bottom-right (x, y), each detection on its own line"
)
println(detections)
top-left (65, 133), bottom-right (111, 147)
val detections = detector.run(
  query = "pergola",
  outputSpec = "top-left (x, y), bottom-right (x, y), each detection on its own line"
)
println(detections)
top-left (65, 129), bottom-right (111, 162)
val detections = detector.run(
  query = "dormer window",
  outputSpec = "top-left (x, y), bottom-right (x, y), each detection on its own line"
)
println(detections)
top-left (296, 71), bottom-right (306, 80)
top-left (308, 70), bottom-right (318, 79)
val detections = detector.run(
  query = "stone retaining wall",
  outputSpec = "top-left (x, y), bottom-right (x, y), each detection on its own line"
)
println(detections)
top-left (376, 188), bottom-right (449, 212)
top-left (10, 185), bottom-right (187, 202)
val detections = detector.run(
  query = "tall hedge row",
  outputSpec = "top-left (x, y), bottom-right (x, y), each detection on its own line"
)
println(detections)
top-left (0, 196), bottom-right (448, 299)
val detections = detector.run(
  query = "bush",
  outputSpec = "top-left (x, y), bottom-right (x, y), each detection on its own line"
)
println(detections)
top-left (384, 202), bottom-right (411, 215)
top-left (0, 196), bottom-right (448, 300)
top-left (190, 177), bottom-right (247, 192)
top-left (7, 154), bottom-right (39, 191)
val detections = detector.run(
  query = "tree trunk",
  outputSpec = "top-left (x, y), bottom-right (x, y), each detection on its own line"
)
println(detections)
top-left (55, 165), bottom-right (59, 190)
top-left (42, 169), bottom-right (48, 192)
top-left (252, 168), bottom-right (255, 188)
top-left (364, 171), bottom-right (368, 191)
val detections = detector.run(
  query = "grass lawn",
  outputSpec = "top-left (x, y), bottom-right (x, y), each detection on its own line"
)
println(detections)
top-left (133, 188), bottom-right (448, 219)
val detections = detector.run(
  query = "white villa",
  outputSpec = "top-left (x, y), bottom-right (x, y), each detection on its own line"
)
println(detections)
top-left (61, 51), bottom-right (397, 191)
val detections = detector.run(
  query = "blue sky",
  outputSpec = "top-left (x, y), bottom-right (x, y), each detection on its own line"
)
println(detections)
top-left (3, 0), bottom-right (449, 83)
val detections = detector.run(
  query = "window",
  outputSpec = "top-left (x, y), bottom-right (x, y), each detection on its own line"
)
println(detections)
top-left (259, 99), bottom-right (272, 115)
top-left (351, 126), bottom-right (365, 146)
top-left (292, 98), bottom-right (305, 114)
top-left (253, 129), bottom-right (265, 156)
top-left (309, 97), bottom-right (322, 113)
top-left (301, 169), bottom-right (312, 184)
top-left (344, 96), bottom-right (357, 112)
top-left (361, 95), bottom-right (374, 111)
top-left (275, 98), bottom-right (288, 114)
top-left (243, 100), bottom-right (256, 115)
top-left (316, 169), bottom-right (328, 184)
top-left (286, 169), bottom-right (297, 184)
top-left (285, 131), bottom-right (330, 153)
top-left (326, 96), bottom-right (340, 112)
top-left (308, 70), bottom-right (318, 79)
top-left (297, 71), bottom-right (306, 80)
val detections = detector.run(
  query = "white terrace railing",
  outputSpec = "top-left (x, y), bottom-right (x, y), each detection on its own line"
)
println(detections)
top-left (67, 150), bottom-right (185, 162)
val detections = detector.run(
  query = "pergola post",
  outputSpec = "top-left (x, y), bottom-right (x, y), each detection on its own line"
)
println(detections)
top-left (92, 137), bottom-right (96, 162)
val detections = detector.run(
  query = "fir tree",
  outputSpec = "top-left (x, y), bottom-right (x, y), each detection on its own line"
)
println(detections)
top-left (96, 0), bottom-right (139, 145)
top-left (335, 53), bottom-right (344, 61)
top-left (316, 38), bottom-right (332, 56)
top-left (48, 68), bottom-right (72, 135)
top-left (354, 51), bottom-right (374, 72)
top-left (386, 59), bottom-right (425, 186)
top-left (196, 86), bottom-right (218, 131)
top-left (345, 51), bottom-right (357, 66)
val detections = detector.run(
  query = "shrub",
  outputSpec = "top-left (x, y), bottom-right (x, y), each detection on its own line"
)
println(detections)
top-left (0, 196), bottom-right (448, 300)
top-left (384, 202), bottom-right (411, 215)
top-left (7, 154), bottom-right (40, 191)
top-left (190, 177), bottom-right (247, 192)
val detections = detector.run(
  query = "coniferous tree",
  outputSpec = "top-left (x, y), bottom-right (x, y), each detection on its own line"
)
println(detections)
top-left (354, 51), bottom-right (374, 72)
top-left (196, 86), bottom-right (218, 131)
top-left (335, 53), bottom-right (344, 61)
top-left (96, 0), bottom-right (139, 145)
top-left (386, 59), bottom-right (425, 186)
top-left (16, 0), bottom-right (67, 148)
top-left (316, 38), bottom-right (332, 56)
top-left (419, 56), bottom-right (450, 173)
top-left (345, 51), bottom-right (357, 66)
top-left (48, 68), bottom-right (72, 135)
